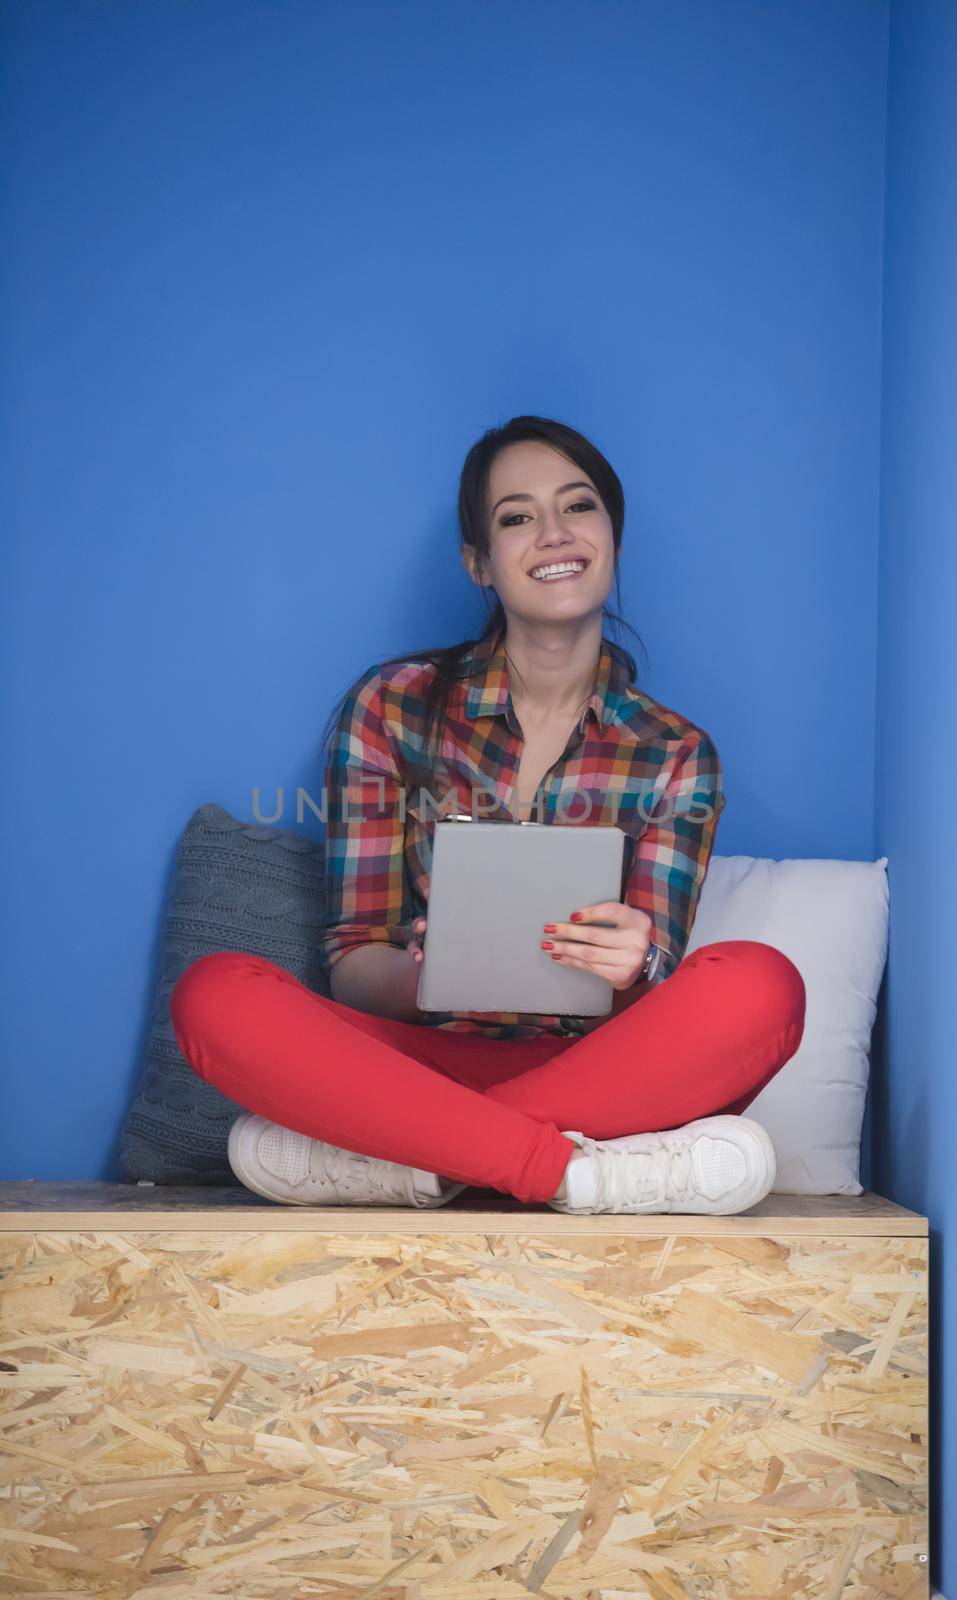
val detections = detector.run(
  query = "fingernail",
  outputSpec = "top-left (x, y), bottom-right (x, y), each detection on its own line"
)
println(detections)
top-left (542, 923), bottom-right (557, 933)
top-left (541, 940), bottom-right (553, 950)
top-left (570, 912), bottom-right (583, 922)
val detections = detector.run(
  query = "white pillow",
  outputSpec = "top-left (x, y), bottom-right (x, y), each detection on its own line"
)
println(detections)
top-left (683, 856), bottom-right (889, 1195)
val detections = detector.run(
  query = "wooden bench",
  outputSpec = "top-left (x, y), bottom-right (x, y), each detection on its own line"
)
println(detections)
top-left (0, 1183), bottom-right (929, 1597)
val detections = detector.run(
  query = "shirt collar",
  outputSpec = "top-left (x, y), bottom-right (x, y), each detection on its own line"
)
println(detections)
top-left (463, 629), bottom-right (627, 735)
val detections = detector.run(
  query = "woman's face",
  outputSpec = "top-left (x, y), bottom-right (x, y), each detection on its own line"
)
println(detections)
top-left (464, 440), bottom-right (615, 627)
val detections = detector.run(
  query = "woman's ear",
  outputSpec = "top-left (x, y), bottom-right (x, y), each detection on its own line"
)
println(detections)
top-left (461, 546), bottom-right (489, 587)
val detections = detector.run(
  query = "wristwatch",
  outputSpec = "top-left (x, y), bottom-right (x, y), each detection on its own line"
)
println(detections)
top-left (640, 942), bottom-right (663, 984)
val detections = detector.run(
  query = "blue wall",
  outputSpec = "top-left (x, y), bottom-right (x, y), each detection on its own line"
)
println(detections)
top-left (5, 0), bottom-right (953, 1584)
top-left (874, 1), bottom-right (957, 1589)
top-left (1, 0), bottom-right (888, 1182)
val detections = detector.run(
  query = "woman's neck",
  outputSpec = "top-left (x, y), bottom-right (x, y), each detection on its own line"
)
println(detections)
top-left (502, 617), bottom-right (603, 723)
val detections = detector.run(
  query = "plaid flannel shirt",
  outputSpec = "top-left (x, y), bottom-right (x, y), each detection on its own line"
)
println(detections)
top-left (320, 630), bottom-right (725, 1039)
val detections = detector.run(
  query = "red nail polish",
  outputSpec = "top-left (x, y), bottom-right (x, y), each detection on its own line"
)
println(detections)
top-left (570, 912), bottom-right (583, 922)
top-left (541, 940), bottom-right (553, 950)
top-left (542, 923), bottom-right (556, 933)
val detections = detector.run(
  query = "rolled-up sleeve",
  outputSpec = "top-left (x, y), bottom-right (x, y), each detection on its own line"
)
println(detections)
top-left (319, 667), bottom-right (411, 973)
top-left (625, 731), bottom-right (726, 981)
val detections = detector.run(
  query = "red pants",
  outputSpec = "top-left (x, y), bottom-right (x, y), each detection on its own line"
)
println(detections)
top-left (170, 940), bottom-right (805, 1204)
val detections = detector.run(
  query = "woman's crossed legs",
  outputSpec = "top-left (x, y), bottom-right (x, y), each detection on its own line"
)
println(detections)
top-left (169, 939), bottom-right (806, 1204)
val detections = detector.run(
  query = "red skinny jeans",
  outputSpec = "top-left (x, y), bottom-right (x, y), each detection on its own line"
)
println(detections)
top-left (170, 940), bottom-right (805, 1204)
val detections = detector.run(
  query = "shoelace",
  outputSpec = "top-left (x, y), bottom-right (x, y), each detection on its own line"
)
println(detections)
top-left (306, 1138), bottom-right (416, 1204)
top-left (575, 1134), bottom-right (698, 1212)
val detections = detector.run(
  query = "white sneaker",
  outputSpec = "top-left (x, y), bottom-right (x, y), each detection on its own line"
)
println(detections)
top-left (227, 1113), bottom-right (467, 1209)
top-left (548, 1115), bottom-right (777, 1215)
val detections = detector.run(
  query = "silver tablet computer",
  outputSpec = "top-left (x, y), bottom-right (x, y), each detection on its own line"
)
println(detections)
top-left (415, 819), bottom-right (627, 1017)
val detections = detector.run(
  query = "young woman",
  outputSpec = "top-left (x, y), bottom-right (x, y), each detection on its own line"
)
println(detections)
top-left (170, 416), bottom-right (806, 1215)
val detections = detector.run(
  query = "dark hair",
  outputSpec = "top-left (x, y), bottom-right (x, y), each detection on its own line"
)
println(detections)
top-left (317, 414), bottom-right (649, 768)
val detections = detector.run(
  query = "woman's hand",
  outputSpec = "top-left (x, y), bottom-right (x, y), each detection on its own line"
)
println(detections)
top-left (398, 916), bottom-right (428, 964)
top-left (540, 902), bottom-right (653, 990)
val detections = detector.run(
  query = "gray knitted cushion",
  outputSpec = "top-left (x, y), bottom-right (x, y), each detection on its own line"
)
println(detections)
top-left (117, 802), bottom-right (331, 1184)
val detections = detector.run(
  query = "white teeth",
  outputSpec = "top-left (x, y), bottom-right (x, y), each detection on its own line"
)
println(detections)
top-left (531, 560), bottom-right (587, 581)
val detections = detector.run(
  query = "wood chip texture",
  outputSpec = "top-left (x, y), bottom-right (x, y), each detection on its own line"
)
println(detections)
top-left (0, 1216), bottom-right (928, 1599)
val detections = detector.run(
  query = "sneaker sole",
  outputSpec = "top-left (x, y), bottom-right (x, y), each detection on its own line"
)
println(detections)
top-left (409, 1176), bottom-right (470, 1209)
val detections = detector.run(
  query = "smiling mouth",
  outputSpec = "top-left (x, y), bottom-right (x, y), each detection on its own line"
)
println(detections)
top-left (528, 558), bottom-right (591, 583)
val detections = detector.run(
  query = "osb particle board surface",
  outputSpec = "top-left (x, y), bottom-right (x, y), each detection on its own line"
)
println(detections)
top-left (0, 1226), bottom-right (928, 1597)
top-left (0, 1183), bottom-right (928, 1234)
